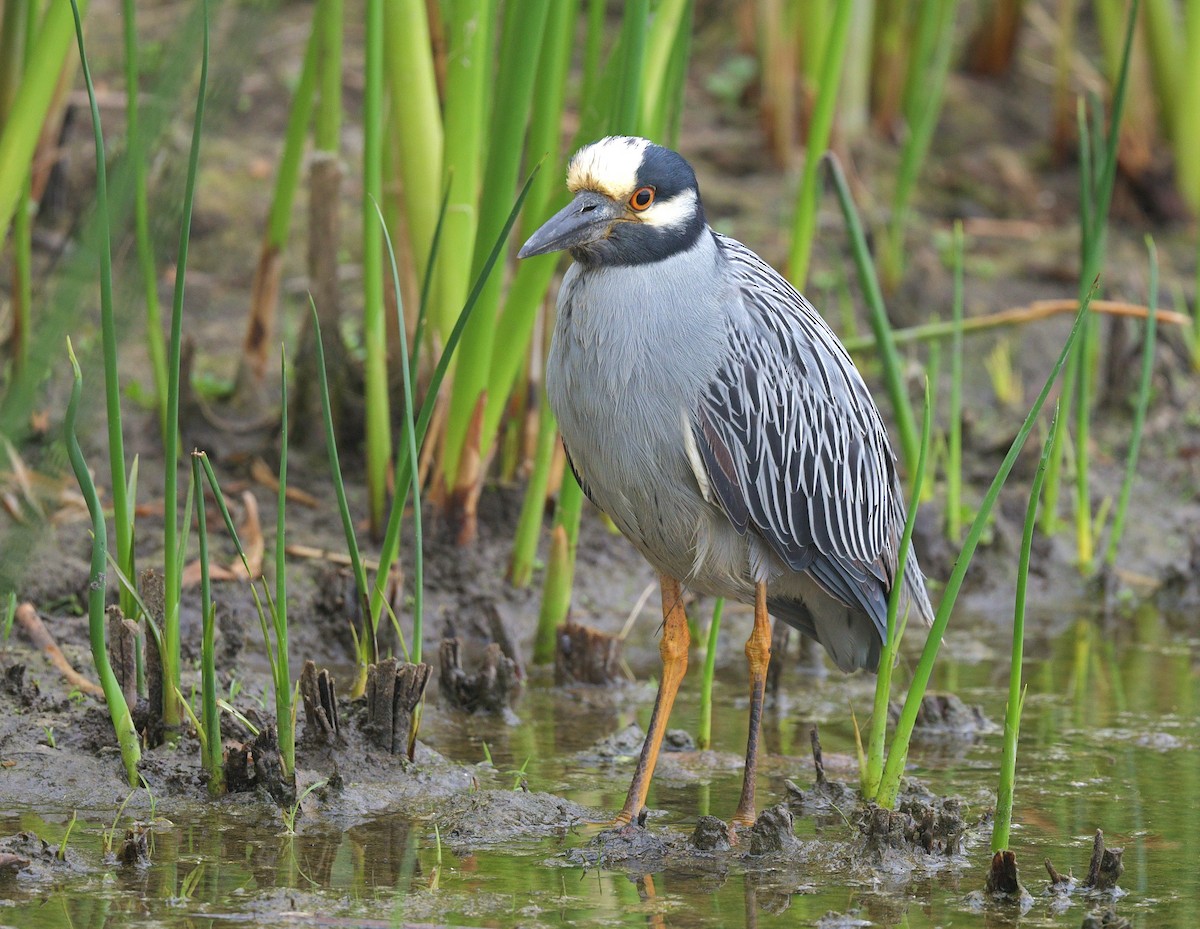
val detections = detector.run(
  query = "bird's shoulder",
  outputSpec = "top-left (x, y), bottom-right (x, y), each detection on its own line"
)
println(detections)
top-left (694, 231), bottom-right (901, 574)
top-left (709, 232), bottom-right (878, 426)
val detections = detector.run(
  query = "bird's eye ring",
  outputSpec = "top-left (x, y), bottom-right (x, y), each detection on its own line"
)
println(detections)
top-left (629, 186), bottom-right (655, 212)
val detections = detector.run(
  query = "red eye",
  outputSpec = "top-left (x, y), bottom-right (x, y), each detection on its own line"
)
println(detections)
top-left (629, 186), bottom-right (655, 211)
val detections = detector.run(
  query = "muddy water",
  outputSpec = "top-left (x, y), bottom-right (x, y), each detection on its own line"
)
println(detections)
top-left (2, 605), bottom-right (1196, 928)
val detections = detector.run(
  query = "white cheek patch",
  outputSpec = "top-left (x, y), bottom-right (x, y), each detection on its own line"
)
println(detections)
top-left (567, 136), bottom-right (648, 200)
top-left (640, 189), bottom-right (698, 229)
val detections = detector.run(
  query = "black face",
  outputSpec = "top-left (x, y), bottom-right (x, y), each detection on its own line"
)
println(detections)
top-left (570, 143), bottom-right (708, 268)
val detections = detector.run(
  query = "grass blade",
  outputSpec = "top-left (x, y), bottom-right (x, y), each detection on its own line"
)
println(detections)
top-left (192, 453), bottom-right (223, 793)
top-left (65, 340), bottom-right (140, 786)
top-left (697, 598), bottom-right (724, 751)
top-left (160, 0), bottom-right (210, 732)
top-left (311, 300), bottom-right (373, 662)
top-left (787, 0), bottom-right (853, 290)
top-left (877, 291), bottom-right (1094, 808)
top-left (947, 221), bottom-right (965, 541)
top-left (827, 153), bottom-right (919, 472)
top-left (374, 199), bottom-right (424, 664)
top-left (992, 403), bottom-right (1058, 852)
top-left (275, 357), bottom-right (293, 775)
top-left (368, 168), bottom-right (542, 629)
top-left (863, 379), bottom-right (931, 800)
top-left (361, 0), bottom-right (391, 536)
top-left (1102, 237), bottom-right (1159, 568)
top-left (68, 0), bottom-right (133, 635)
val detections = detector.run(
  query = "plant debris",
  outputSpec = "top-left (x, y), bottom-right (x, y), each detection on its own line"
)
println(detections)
top-left (364, 658), bottom-right (431, 754)
top-left (555, 620), bottom-right (623, 685)
top-left (299, 660), bottom-right (340, 743)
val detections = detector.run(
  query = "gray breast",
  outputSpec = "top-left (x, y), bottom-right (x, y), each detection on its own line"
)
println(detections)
top-left (546, 234), bottom-right (745, 588)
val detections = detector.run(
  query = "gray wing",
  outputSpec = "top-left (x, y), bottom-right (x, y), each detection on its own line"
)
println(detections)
top-left (694, 233), bottom-right (905, 638)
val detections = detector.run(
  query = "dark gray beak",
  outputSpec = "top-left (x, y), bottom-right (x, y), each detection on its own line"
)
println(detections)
top-left (517, 190), bottom-right (623, 259)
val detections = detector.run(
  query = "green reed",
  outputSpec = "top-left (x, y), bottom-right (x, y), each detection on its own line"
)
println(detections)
top-left (361, 0), bottom-right (390, 536)
top-left (377, 201), bottom-right (425, 663)
top-left (861, 381), bottom-right (930, 801)
top-left (947, 221), bottom-right (966, 541)
top-left (244, 3), bottom-right (319, 377)
top-left (312, 303), bottom-right (371, 667)
top-left (275, 361), bottom-right (293, 770)
top-left (1143, 0), bottom-right (1200, 211)
top-left (65, 340), bottom-right (140, 786)
top-left (1, 0), bottom-right (38, 380)
top-left (443, 0), bottom-right (552, 514)
top-left (876, 294), bottom-right (1093, 809)
top-left (480, 0), bottom-right (577, 460)
top-left (0, 0), bottom-right (84, 246)
top-left (122, 0), bottom-right (167, 435)
top-left (827, 153), bottom-right (919, 474)
top-left (1102, 238), bottom-right (1160, 570)
top-left (160, 0), bottom-right (210, 732)
top-left (697, 598), bottom-right (725, 751)
top-left (1041, 0), bottom-right (1137, 559)
top-left (787, 0), bottom-right (852, 290)
top-left (509, 400), bottom-right (559, 589)
top-left (879, 0), bottom-right (957, 293)
top-left (191, 453), bottom-right (223, 794)
top-left (68, 0), bottom-right (135, 633)
top-left (992, 403), bottom-right (1058, 852)
top-left (534, 471), bottom-right (583, 666)
top-left (320, 172), bottom-right (539, 692)
top-left (198, 450), bottom-right (294, 777)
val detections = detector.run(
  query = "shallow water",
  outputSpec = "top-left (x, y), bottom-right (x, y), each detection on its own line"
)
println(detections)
top-left (2, 605), bottom-right (1197, 928)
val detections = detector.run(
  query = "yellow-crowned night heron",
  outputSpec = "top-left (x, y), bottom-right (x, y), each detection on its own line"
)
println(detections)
top-left (518, 136), bottom-right (935, 829)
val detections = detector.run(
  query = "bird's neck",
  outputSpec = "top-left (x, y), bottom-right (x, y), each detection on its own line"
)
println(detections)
top-left (558, 230), bottom-right (729, 366)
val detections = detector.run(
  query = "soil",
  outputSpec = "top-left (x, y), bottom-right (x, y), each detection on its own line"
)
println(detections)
top-left (0, 0), bottom-right (1198, 910)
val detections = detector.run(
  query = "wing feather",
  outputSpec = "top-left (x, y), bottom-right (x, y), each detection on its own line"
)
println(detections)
top-left (693, 234), bottom-right (906, 633)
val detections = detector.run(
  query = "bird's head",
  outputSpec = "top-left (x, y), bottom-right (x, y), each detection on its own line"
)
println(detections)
top-left (518, 136), bottom-right (706, 267)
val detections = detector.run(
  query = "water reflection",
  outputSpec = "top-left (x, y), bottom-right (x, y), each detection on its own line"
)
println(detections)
top-left (0, 608), bottom-right (1195, 927)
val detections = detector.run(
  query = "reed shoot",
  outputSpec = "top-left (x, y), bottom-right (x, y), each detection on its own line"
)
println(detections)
top-left (697, 598), bottom-right (724, 752)
top-left (65, 340), bottom-right (140, 786)
top-left (1102, 238), bottom-right (1160, 569)
top-left (861, 381), bottom-right (931, 801)
top-left (992, 405), bottom-right (1058, 852)
top-left (876, 293), bottom-right (1094, 809)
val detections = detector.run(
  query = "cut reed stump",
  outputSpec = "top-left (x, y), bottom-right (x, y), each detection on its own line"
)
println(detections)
top-left (118, 824), bottom-right (150, 866)
top-left (140, 569), bottom-right (167, 746)
top-left (1081, 906), bottom-right (1132, 928)
top-left (439, 596), bottom-right (524, 712)
top-left (1044, 828), bottom-right (1125, 896)
top-left (224, 724), bottom-right (296, 807)
top-left (985, 849), bottom-right (1025, 898)
top-left (364, 658), bottom-right (431, 755)
top-left (1084, 830), bottom-right (1124, 891)
top-left (439, 639), bottom-right (521, 713)
top-left (105, 605), bottom-right (139, 706)
top-left (299, 660), bottom-right (340, 743)
top-left (554, 620), bottom-right (622, 686)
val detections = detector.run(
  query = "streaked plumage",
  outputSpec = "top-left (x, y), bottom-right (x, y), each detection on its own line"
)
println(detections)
top-left (518, 136), bottom-right (935, 826)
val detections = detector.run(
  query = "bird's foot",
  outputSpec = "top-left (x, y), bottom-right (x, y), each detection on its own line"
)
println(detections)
top-left (587, 806), bottom-right (649, 834)
top-left (725, 806), bottom-right (757, 845)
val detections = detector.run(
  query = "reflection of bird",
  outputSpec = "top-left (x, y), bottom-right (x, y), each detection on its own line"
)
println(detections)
top-left (518, 137), bottom-right (935, 828)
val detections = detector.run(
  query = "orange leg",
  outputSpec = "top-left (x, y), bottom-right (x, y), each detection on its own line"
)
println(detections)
top-left (614, 574), bottom-right (691, 826)
top-left (731, 580), bottom-right (772, 827)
